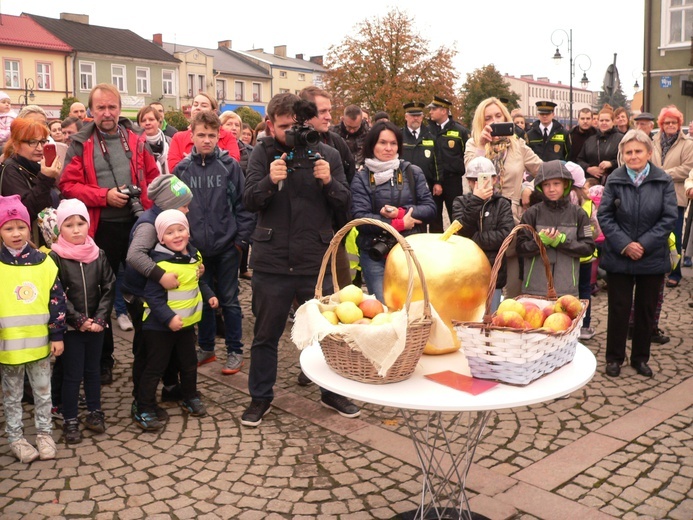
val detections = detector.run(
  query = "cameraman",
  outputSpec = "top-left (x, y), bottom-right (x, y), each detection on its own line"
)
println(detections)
top-left (242, 93), bottom-right (359, 427)
top-left (60, 83), bottom-right (160, 385)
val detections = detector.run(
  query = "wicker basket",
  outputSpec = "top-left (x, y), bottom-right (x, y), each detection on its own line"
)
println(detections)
top-left (454, 224), bottom-right (588, 386)
top-left (315, 218), bottom-right (432, 384)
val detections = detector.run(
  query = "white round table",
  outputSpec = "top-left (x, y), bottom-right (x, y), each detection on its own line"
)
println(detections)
top-left (301, 343), bottom-right (596, 520)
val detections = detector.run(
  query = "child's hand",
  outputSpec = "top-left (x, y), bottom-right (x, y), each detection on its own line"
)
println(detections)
top-left (79, 319), bottom-right (93, 332)
top-left (160, 272), bottom-right (179, 289)
top-left (90, 323), bottom-right (104, 333)
top-left (472, 183), bottom-right (493, 201)
top-left (51, 341), bottom-right (64, 356)
top-left (168, 315), bottom-right (183, 331)
top-left (208, 297), bottom-right (219, 309)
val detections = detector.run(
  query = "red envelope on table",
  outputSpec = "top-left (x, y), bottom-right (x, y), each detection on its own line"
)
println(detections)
top-left (425, 371), bottom-right (498, 395)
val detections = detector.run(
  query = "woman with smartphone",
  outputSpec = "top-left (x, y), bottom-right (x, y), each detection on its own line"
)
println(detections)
top-left (464, 97), bottom-right (544, 297)
top-left (1, 118), bottom-right (62, 231)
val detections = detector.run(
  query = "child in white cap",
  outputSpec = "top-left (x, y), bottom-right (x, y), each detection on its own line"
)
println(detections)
top-left (49, 198), bottom-right (115, 444)
top-left (0, 91), bottom-right (16, 152)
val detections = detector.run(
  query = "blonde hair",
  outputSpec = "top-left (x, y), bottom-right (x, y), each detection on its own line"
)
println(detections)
top-left (471, 97), bottom-right (513, 142)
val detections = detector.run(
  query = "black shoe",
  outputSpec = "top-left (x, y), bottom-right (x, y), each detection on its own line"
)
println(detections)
top-left (63, 418), bottom-right (82, 444)
top-left (161, 385), bottom-right (183, 402)
top-left (241, 400), bottom-right (271, 427)
top-left (181, 397), bottom-right (207, 417)
top-left (297, 370), bottom-right (312, 386)
top-left (605, 362), bottom-right (621, 377)
top-left (84, 410), bottom-right (106, 433)
top-left (631, 361), bottom-right (653, 377)
top-left (100, 367), bottom-right (113, 386)
top-left (156, 406), bottom-right (170, 423)
top-left (650, 328), bottom-right (670, 345)
top-left (320, 392), bottom-right (361, 418)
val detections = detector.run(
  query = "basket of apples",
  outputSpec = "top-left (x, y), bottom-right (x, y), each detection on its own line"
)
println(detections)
top-left (313, 218), bottom-right (432, 384)
top-left (454, 224), bottom-right (588, 386)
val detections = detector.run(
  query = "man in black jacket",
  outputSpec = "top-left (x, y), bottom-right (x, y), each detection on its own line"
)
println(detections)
top-left (526, 101), bottom-right (569, 161)
top-left (568, 108), bottom-right (597, 161)
top-left (241, 93), bottom-right (359, 427)
top-left (427, 95), bottom-right (469, 232)
top-left (402, 101), bottom-right (439, 230)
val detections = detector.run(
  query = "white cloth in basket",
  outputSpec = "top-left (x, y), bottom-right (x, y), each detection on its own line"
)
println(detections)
top-left (292, 297), bottom-right (451, 377)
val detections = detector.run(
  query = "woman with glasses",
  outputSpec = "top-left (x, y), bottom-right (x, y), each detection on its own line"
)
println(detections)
top-left (1, 118), bottom-right (62, 228)
top-left (652, 105), bottom-right (693, 288)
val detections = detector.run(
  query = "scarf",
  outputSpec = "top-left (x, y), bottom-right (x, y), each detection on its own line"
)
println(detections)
top-left (146, 130), bottom-right (169, 171)
top-left (485, 137), bottom-right (511, 191)
top-left (364, 157), bottom-right (400, 186)
top-left (51, 235), bottom-right (100, 263)
top-left (626, 162), bottom-right (650, 188)
top-left (660, 132), bottom-right (677, 162)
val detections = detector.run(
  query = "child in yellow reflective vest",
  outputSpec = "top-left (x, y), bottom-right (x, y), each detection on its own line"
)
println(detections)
top-left (0, 195), bottom-right (66, 463)
top-left (135, 209), bottom-right (217, 431)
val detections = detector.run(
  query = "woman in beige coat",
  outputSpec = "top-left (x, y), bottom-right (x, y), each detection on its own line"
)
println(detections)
top-left (464, 97), bottom-right (543, 296)
top-left (652, 105), bottom-right (693, 287)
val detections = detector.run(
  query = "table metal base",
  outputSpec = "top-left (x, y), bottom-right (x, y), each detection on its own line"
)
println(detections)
top-left (397, 409), bottom-right (493, 520)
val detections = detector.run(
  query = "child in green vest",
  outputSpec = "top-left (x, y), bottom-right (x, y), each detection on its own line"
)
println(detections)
top-left (135, 210), bottom-right (217, 431)
top-left (0, 195), bottom-right (66, 462)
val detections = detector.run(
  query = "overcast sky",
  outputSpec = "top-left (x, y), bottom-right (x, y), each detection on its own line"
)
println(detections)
top-left (3, 0), bottom-right (645, 98)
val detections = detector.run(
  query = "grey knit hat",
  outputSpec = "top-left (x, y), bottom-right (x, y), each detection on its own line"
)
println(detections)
top-left (147, 174), bottom-right (193, 210)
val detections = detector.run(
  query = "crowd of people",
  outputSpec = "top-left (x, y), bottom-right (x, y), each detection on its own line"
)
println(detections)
top-left (0, 82), bottom-right (691, 463)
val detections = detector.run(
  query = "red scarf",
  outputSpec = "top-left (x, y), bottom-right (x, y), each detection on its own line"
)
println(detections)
top-left (50, 235), bottom-right (100, 263)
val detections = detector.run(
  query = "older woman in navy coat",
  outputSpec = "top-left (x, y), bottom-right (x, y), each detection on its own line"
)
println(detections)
top-left (598, 130), bottom-right (677, 378)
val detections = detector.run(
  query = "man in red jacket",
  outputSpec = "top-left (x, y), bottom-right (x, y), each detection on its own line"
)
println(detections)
top-left (60, 83), bottom-right (160, 385)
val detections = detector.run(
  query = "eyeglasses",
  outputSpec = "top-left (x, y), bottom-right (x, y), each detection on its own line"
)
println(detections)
top-left (661, 121), bottom-right (679, 126)
top-left (23, 139), bottom-right (49, 148)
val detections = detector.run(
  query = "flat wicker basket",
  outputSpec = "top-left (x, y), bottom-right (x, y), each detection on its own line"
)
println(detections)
top-left (454, 224), bottom-right (588, 386)
top-left (316, 218), bottom-right (432, 384)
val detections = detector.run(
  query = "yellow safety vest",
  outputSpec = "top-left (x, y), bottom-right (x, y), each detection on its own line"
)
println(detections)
top-left (0, 257), bottom-right (58, 365)
top-left (345, 228), bottom-right (361, 277)
top-left (580, 200), bottom-right (598, 264)
top-left (144, 252), bottom-right (203, 328)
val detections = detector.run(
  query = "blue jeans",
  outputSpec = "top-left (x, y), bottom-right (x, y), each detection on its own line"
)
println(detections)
top-left (1, 358), bottom-right (52, 443)
top-left (114, 263), bottom-right (128, 317)
top-left (198, 247), bottom-right (243, 355)
top-left (359, 252), bottom-right (385, 302)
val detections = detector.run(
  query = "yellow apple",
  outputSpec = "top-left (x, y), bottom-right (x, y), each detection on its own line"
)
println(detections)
top-left (338, 284), bottom-right (364, 305)
top-left (321, 310), bottom-right (339, 325)
top-left (498, 298), bottom-right (526, 318)
top-left (543, 312), bottom-right (572, 332)
top-left (370, 312), bottom-right (393, 326)
top-left (335, 301), bottom-right (363, 324)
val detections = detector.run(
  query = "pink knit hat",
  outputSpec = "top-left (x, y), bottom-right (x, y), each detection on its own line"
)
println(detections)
top-left (564, 161), bottom-right (586, 188)
top-left (0, 195), bottom-right (30, 229)
top-left (56, 198), bottom-right (90, 230)
top-left (155, 209), bottom-right (189, 243)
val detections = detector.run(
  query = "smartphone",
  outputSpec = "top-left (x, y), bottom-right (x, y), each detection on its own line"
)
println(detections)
top-left (477, 172), bottom-right (493, 190)
top-left (43, 143), bottom-right (57, 167)
top-left (490, 122), bottom-right (515, 137)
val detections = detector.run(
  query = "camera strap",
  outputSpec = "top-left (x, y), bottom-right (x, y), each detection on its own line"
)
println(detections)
top-left (94, 125), bottom-right (136, 191)
top-left (368, 162), bottom-right (417, 214)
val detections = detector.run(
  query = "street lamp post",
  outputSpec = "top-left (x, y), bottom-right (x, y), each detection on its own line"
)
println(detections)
top-left (18, 78), bottom-right (35, 106)
top-left (551, 29), bottom-right (591, 129)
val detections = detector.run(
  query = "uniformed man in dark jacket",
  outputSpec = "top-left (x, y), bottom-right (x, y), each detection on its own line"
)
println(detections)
top-left (427, 95), bottom-right (469, 232)
top-left (401, 101), bottom-right (439, 231)
top-left (525, 101), bottom-right (569, 161)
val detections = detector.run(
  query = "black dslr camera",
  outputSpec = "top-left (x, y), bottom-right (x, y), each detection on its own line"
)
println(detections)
top-left (119, 184), bottom-right (144, 217)
top-left (283, 100), bottom-right (321, 175)
top-left (369, 233), bottom-right (398, 261)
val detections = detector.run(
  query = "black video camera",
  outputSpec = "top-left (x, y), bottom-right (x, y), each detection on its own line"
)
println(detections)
top-left (285, 100), bottom-right (321, 149)
top-left (369, 232), bottom-right (398, 261)
top-left (119, 184), bottom-right (144, 218)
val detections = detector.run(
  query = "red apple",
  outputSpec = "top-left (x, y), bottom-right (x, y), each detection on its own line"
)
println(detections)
top-left (543, 312), bottom-right (572, 332)
top-left (524, 307), bottom-right (545, 329)
top-left (522, 301), bottom-right (540, 315)
top-left (358, 298), bottom-right (385, 319)
top-left (542, 305), bottom-right (555, 322)
top-left (492, 310), bottom-right (525, 329)
top-left (555, 295), bottom-right (583, 320)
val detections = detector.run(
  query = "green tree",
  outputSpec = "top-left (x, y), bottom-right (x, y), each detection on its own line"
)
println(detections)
top-left (459, 65), bottom-right (520, 127)
top-left (60, 96), bottom-right (80, 119)
top-left (234, 106), bottom-right (262, 129)
top-left (324, 9), bottom-right (458, 127)
top-left (165, 110), bottom-right (189, 131)
top-left (597, 84), bottom-right (629, 111)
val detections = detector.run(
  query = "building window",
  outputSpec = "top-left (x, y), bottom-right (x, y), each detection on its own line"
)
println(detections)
top-left (252, 82), bottom-right (261, 102)
top-left (112, 65), bottom-right (126, 92)
top-left (235, 81), bottom-right (244, 101)
top-left (4, 59), bottom-right (20, 89)
top-left (665, 0), bottom-right (693, 45)
top-left (298, 73), bottom-right (305, 81)
top-left (162, 70), bottom-right (175, 95)
top-left (197, 75), bottom-right (205, 94)
top-left (36, 63), bottom-right (52, 90)
top-left (187, 74), bottom-right (195, 97)
top-left (279, 70), bottom-right (287, 78)
top-left (79, 61), bottom-right (95, 91)
top-left (279, 88), bottom-right (289, 93)
top-left (216, 79), bottom-right (226, 101)
top-left (136, 67), bottom-right (150, 94)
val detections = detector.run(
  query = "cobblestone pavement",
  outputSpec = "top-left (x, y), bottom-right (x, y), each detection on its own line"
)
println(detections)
top-left (1, 268), bottom-right (692, 519)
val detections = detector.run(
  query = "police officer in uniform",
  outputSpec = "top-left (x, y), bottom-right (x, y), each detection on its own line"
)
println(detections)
top-left (525, 101), bottom-right (569, 161)
top-left (402, 101), bottom-right (439, 232)
top-left (427, 96), bottom-right (469, 232)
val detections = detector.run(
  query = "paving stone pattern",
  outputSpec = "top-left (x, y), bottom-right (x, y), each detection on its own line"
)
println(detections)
top-left (1, 269), bottom-right (692, 519)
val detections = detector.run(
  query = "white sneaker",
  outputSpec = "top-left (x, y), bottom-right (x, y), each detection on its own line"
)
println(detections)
top-left (10, 437), bottom-right (39, 463)
top-left (36, 434), bottom-right (57, 460)
top-left (116, 314), bottom-right (134, 331)
top-left (579, 327), bottom-right (596, 340)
